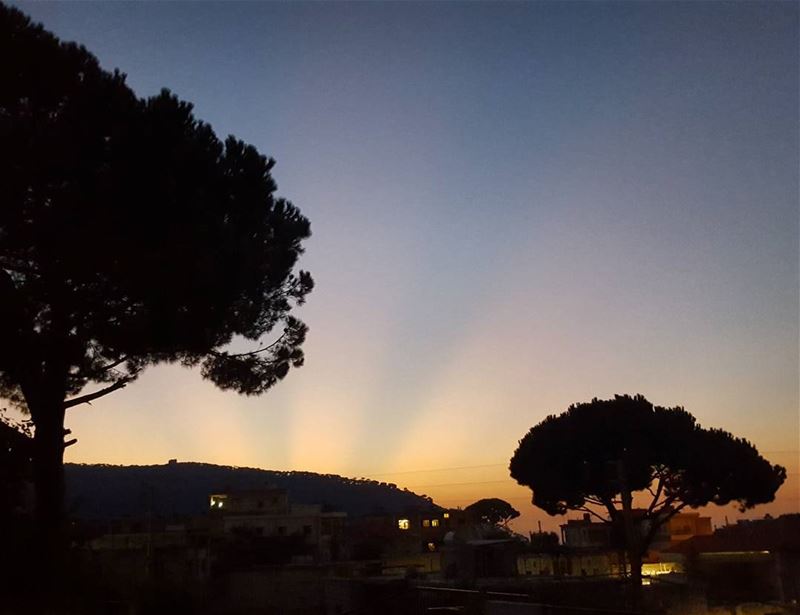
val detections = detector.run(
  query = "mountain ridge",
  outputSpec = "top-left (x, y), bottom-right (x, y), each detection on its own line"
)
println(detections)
top-left (65, 461), bottom-right (439, 520)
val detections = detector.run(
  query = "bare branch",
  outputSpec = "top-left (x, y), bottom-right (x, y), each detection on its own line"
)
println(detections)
top-left (63, 378), bottom-right (131, 409)
top-left (650, 493), bottom-right (678, 514)
top-left (210, 331), bottom-right (287, 359)
top-left (577, 505), bottom-right (610, 523)
top-left (584, 495), bottom-right (606, 506)
top-left (603, 499), bottom-right (619, 521)
top-left (646, 476), bottom-right (665, 516)
top-left (96, 356), bottom-right (127, 373)
top-left (83, 355), bottom-right (128, 379)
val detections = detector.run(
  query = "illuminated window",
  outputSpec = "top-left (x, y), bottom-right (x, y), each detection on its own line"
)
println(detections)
top-left (422, 519), bottom-right (430, 527)
top-left (431, 519), bottom-right (440, 527)
top-left (398, 519), bottom-right (410, 530)
top-left (443, 512), bottom-right (450, 519)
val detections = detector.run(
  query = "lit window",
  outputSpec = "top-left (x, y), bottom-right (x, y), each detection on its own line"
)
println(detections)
top-left (422, 519), bottom-right (430, 527)
top-left (398, 519), bottom-right (410, 530)
top-left (431, 519), bottom-right (440, 527)
top-left (443, 512), bottom-right (450, 519)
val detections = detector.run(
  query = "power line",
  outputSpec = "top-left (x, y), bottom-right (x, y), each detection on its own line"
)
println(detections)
top-left (406, 479), bottom-right (516, 489)
top-left (348, 451), bottom-right (796, 482)
top-left (358, 463), bottom-right (508, 478)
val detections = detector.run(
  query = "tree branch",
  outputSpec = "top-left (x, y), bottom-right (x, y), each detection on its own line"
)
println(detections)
top-left (584, 495), bottom-right (606, 506)
top-left (640, 502), bottom-right (688, 555)
top-left (83, 355), bottom-right (128, 379)
top-left (210, 331), bottom-right (287, 359)
top-left (646, 476), bottom-right (664, 515)
top-left (649, 496), bottom-right (673, 511)
top-left (97, 356), bottom-right (127, 373)
top-left (63, 378), bottom-right (131, 409)
top-left (577, 505), bottom-right (610, 523)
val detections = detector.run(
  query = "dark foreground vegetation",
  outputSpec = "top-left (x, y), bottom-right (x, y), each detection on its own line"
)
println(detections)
top-left (0, 3), bottom-right (313, 550)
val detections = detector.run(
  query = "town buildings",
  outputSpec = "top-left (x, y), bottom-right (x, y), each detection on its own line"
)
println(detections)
top-left (518, 510), bottom-right (714, 580)
top-left (61, 483), bottom-right (799, 615)
top-left (209, 487), bottom-right (347, 563)
top-left (668, 514), bottom-right (800, 605)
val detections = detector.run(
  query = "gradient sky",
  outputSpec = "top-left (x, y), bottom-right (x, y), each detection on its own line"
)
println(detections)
top-left (13, 1), bottom-right (799, 534)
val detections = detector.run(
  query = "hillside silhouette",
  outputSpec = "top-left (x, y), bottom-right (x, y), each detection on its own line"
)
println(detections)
top-left (65, 462), bottom-right (437, 520)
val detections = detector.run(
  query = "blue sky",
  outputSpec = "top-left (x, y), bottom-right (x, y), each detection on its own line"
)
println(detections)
top-left (15, 1), bottom-right (798, 530)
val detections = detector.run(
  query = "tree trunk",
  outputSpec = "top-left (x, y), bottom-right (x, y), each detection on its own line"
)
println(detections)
top-left (617, 462), bottom-right (640, 578)
top-left (617, 459), bottom-right (644, 610)
top-left (627, 546), bottom-right (643, 586)
top-left (33, 400), bottom-right (66, 538)
top-left (28, 387), bottom-right (68, 601)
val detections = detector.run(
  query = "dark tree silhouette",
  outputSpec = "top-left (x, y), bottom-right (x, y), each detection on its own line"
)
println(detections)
top-left (0, 410), bottom-right (33, 518)
top-left (509, 394), bottom-right (786, 585)
top-left (0, 411), bottom-right (35, 603)
top-left (465, 497), bottom-right (521, 530)
top-left (0, 6), bottom-right (313, 540)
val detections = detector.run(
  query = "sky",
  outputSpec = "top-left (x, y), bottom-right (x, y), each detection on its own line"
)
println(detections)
top-left (13, 1), bottom-right (799, 534)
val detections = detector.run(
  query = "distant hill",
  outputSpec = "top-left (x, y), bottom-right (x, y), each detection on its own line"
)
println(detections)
top-left (65, 462), bottom-right (439, 520)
